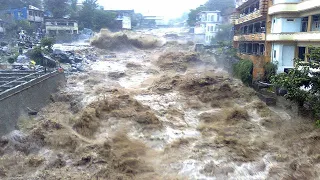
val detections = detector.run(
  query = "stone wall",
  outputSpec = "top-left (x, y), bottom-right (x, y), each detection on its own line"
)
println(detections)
top-left (0, 71), bottom-right (66, 136)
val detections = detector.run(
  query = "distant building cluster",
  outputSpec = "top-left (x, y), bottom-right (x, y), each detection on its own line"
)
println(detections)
top-left (2, 5), bottom-right (79, 36)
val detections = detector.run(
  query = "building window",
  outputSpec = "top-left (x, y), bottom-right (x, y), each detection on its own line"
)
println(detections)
top-left (248, 24), bottom-right (253, 34)
top-left (298, 47), bottom-right (306, 60)
top-left (253, 43), bottom-right (259, 54)
top-left (210, 26), bottom-right (214, 32)
top-left (247, 43), bottom-right (253, 54)
top-left (259, 44), bottom-right (265, 55)
top-left (211, 15), bottom-right (214, 22)
top-left (29, 11), bottom-right (33, 16)
top-left (287, 19), bottom-right (294, 22)
top-left (273, 50), bottom-right (277, 58)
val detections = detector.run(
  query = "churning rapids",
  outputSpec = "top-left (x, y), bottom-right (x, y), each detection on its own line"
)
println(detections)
top-left (0, 28), bottom-right (319, 180)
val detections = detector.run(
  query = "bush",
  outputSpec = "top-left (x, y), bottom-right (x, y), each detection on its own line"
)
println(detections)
top-left (28, 46), bottom-right (44, 65)
top-left (264, 62), bottom-right (277, 82)
top-left (7, 57), bottom-right (15, 64)
top-left (233, 59), bottom-right (253, 85)
top-left (41, 37), bottom-right (55, 51)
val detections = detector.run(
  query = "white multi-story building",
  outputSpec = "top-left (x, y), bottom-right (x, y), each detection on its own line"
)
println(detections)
top-left (194, 11), bottom-right (222, 45)
top-left (45, 19), bottom-right (79, 35)
top-left (267, 0), bottom-right (320, 73)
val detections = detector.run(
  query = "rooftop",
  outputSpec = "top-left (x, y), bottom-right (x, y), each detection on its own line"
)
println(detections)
top-left (198, 11), bottom-right (221, 14)
top-left (28, 5), bottom-right (41, 11)
top-left (45, 18), bottom-right (78, 22)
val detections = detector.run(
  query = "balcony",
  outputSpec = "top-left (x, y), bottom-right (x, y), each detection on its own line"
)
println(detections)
top-left (234, 33), bottom-right (266, 41)
top-left (27, 16), bottom-right (43, 23)
top-left (235, 10), bottom-right (263, 24)
top-left (267, 32), bottom-right (320, 41)
top-left (269, 0), bottom-right (320, 15)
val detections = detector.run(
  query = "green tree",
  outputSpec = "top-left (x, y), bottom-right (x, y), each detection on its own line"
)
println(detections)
top-left (187, 5), bottom-right (207, 26)
top-left (93, 9), bottom-right (117, 31)
top-left (205, 0), bottom-right (235, 15)
top-left (131, 13), bottom-right (143, 27)
top-left (271, 47), bottom-right (320, 118)
top-left (187, 0), bottom-right (235, 26)
top-left (78, 0), bottom-right (98, 29)
top-left (70, 0), bottom-right (79, 19)
top-left (211, 24), bottom-right (233, 44)
top-left (0, 0), bottom-right (42, 10)
top-left (233, 59), bottom-right (253, 85)
top-left (41, 37), bottom-right (55, 52)
top-left (44, 0), bottom-right (69, 18)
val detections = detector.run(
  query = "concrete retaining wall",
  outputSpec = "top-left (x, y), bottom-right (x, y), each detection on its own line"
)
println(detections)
top-left (0, 71), bottom-right (66, 136)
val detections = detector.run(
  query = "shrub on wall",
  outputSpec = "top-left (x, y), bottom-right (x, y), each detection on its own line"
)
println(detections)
top-left (233, 59), bottom-right (253, 85)
top-left (264, 62), bottom-right (277, 83)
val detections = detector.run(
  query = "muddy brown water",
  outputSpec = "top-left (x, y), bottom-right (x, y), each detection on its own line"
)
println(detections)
top-left (1, 32), bottom-right (319, 179)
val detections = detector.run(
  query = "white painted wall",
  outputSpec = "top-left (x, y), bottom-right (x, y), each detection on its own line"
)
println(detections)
top-left (200, 12), bottom-right (220, 22)
top-left (122, 16), bottom-right (131, 29)
top-left (273, 0), bottom-right (301, 4)
top-left (272, 17), bottom-right (302, 33)
top-left (272, 43), bottom-right (295, 73)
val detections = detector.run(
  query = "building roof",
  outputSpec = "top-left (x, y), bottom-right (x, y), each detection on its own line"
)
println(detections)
top-left (198, 11), bottom-right (221, 15)
top-left (28, 5), bottom-right (43, 11)
top-left (105, 10), bottom-right (134, 14)
top-left (143, 16), bottom-right (164, 20)
top-left (45, 18), bottom-right (78, 22)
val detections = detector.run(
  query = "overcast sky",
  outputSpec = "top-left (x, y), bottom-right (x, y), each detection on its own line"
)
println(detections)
top-left (97, 0), bottom-right (208, 18)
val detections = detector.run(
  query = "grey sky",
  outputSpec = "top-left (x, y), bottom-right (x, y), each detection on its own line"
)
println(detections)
top-left (97, 0), bottom-right (207, 18)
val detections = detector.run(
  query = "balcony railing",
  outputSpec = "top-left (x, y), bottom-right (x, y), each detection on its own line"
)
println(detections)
top-left (234, 33), bottom-right (266, 41)
top-left (267, 32), bottom-right (320, 41)
top-left (235, 10), bottom-right (262, 24)
top-left (268, 0), bottom-right (320, 15)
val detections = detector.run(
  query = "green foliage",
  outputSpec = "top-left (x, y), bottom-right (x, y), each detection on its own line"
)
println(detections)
top-left (271, 47), bottom-right (320, 118)
top-left (233, 59), bottom-right (253, 85)
top-left (188, 0), bottom-right (235, 26)
top-left (0, 0), bottom-right (41, 10)
top-left (44, 0), bottom-right (69, 18)
top-left (7, 57), bottom-right (15, 64)
top-left (211, 24), bottom-right (233, 45)
top-left (264, 62), bottom-right (277, 82)
top-left (205, 0), bottom-right (235, 15)
top-left (69, 0), bottom-right (79, 19)
top-left (187, 5), bottom-right (207, 26)
top-left (6, 20), bottom-right (35, 35)
top-left (41, 37), bottom-right (55, 51)
top-left (78, 0), bottom-right (98, 29)
top-left (28, 46), bottom-right (44, 65)
top-left (316, 120), bottom-right (320, 128)
top-left (93, 10), bottom-right (117, 31)
top-left (131, 13), bottom-right (143, 27)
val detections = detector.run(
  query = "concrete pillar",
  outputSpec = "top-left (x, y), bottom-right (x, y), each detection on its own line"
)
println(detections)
top-left (307, 15), bottom-right (313, 32)
top-left (294, 46), bottom-right (299, 59)
top-left (305, 46), bottom-right (309, 62)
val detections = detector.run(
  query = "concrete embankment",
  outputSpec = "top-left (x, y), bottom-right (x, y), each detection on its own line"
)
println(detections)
top-left (0, 71), bottom-right (65, 136)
